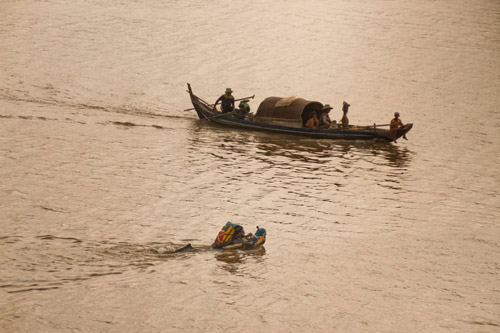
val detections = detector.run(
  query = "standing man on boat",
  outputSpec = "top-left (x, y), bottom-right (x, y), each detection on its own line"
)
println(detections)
top-left (213, 88), bottom-right (235, 113)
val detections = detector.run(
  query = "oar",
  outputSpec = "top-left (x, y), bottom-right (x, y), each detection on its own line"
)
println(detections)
top-left (184, 95), bottom-right (255, 112)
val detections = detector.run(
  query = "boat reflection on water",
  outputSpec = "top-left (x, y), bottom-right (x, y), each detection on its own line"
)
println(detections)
top-left (215, 247), bottom-right (266, 263)
top-left (215, 248), bottom-right (267, 277)
top-left (188, 120), bottom-right (413, 168)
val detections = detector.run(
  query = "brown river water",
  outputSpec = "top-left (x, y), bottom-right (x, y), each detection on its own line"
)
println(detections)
top-left (1, 0), bottom-right (499, 332)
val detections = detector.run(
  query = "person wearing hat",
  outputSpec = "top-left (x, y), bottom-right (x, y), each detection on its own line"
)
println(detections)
top-left (390, 112), bottom-right (408, 142)
top-left (213, 88), bottom-right (235, 113)
top-left (319, 104), bottom-right (334, 129)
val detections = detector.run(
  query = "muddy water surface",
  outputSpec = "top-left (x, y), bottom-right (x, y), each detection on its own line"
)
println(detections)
top-left (1, 0), bottom-right (499, 332)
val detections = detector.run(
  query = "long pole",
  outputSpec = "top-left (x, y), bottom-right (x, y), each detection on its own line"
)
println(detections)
top-left (203, 110), bottom-right (237, 121)
top-left (359, 123), bottom-right (391, 128)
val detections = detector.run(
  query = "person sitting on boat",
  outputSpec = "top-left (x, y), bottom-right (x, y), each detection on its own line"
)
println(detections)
top-left (319, 104), bottom-right (333, 129)
top-left (390, 112), bottom-right (408, 142)
top-left (305, 112), bottom-right (319, 129)
top-left (213, 88), bottom-right (235, 113)
top-left (340, 101), bottom-right (350, 128)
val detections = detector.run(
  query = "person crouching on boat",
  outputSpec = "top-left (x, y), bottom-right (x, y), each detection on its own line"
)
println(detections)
top-left (213, 88), bottom-right (235, 113)
top-left (319, 104), bottom-right (333, 129)
top-left (305, 112), bottom-right (319, 129)
top-left (236, 99), bottom-right (251, 119)
top-left (390, 112), bottom-right (408, 142)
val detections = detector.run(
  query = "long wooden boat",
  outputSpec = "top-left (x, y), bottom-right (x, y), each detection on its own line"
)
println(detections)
top-left (187, 84), bottom-right (412, 142)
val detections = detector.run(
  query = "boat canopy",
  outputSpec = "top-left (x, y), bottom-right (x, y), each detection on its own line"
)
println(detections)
top-left (254, 97), bottom-right (324, 128)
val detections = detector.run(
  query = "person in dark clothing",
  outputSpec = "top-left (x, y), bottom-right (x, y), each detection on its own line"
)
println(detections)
top-left (213, 88), bottom-right (235, 113)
